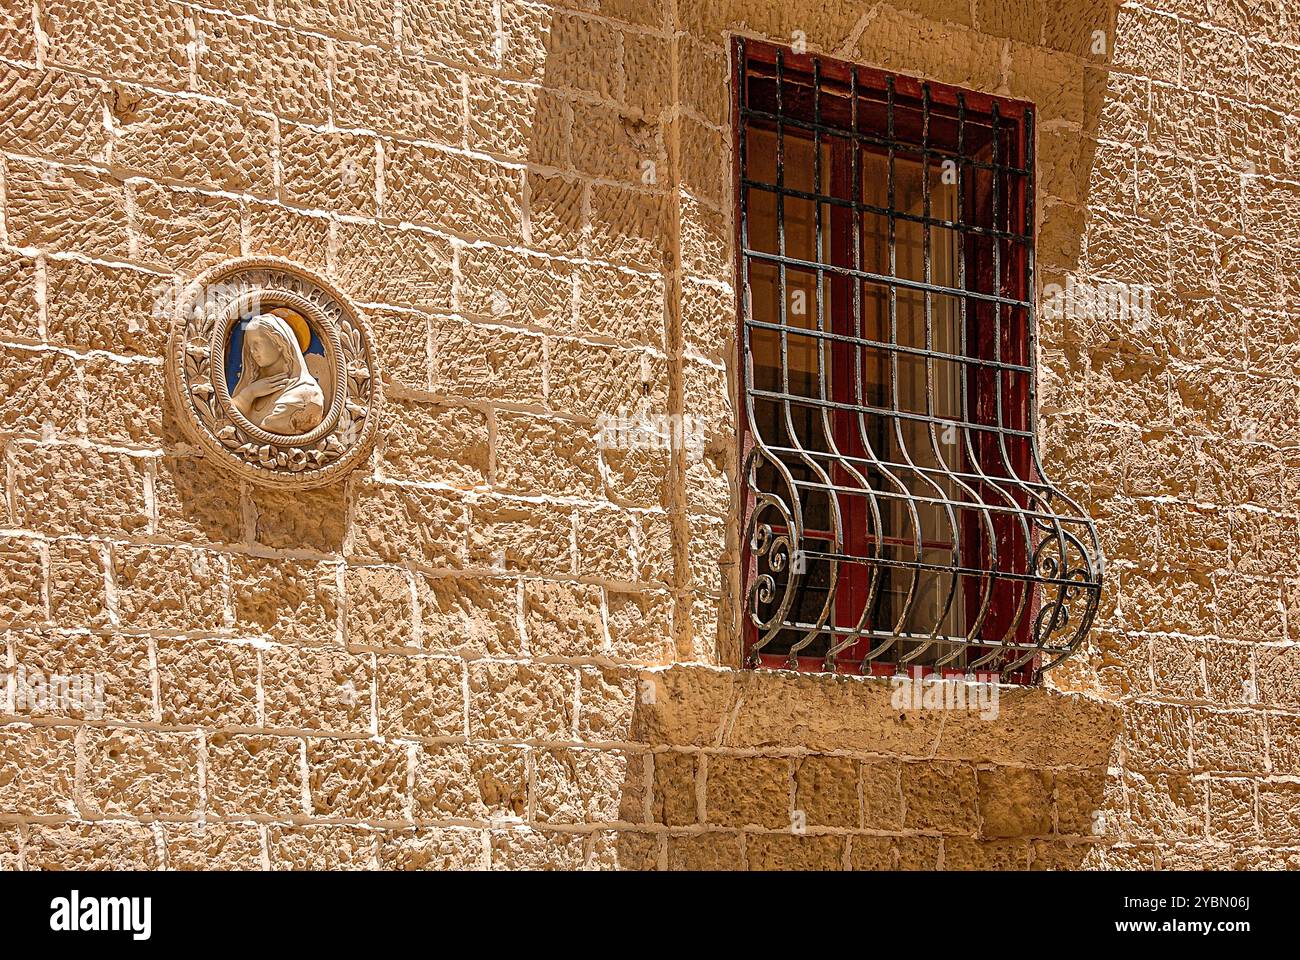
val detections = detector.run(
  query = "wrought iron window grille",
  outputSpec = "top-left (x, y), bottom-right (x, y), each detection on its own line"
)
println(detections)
top-left (733, 38), bottom-right (1104, 683)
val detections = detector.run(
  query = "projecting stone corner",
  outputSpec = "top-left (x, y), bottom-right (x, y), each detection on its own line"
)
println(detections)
top-left (632, 665), bottom-right (1121, 767)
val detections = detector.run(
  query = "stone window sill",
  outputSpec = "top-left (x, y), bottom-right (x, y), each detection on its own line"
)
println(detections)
top-left (635, 664), bottom-right (1120, 766)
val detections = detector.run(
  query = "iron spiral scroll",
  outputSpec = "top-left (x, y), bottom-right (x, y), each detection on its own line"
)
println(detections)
top-left (741, 431), bottom-right (1104, 680)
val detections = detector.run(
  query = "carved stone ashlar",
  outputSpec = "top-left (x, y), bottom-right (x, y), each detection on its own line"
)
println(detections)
top-left (166, 257), bottom-right (382, 489)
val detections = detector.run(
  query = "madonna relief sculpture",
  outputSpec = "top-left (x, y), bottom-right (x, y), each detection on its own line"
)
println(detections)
top-left (167, 258), bottom-right (381, 489)
top-left (231, 313), bottom-right (326, 433)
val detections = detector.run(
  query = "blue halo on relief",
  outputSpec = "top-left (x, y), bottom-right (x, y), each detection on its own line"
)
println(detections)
top-left (225, 316), bottom-right (326, 391)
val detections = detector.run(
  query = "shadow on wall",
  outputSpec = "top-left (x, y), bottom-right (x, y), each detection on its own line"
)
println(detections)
top-left (160, 402), bottom-right (347, 555)
top-left (165, 0), bottom-right (684, 603)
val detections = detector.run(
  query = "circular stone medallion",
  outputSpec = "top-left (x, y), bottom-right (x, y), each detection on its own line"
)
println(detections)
top-left (167, 258), bottom-right (381, 489)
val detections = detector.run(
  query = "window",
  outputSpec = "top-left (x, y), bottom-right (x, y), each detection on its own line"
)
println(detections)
top-left (734, 39), bottom-right (1103, 682)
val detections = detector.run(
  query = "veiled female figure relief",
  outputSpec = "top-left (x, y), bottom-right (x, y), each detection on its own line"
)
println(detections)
top-left (230, 313), bottom-right (326, 434)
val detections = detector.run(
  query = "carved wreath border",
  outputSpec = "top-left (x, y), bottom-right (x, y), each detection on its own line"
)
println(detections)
top-left (167, 257), bottom-right (382, 490)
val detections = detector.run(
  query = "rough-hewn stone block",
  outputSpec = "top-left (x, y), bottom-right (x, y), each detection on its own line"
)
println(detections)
top-left (43, 0), bottom-right (188, 89)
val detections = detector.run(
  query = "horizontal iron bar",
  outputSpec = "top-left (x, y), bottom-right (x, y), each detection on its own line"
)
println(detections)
top-left (745, 317), bottom-right (1034, 373)
top-left (757, 443), bottom-right (1060, 490)
top-left (743, 247), bottom-right (1034, 309)
top-left (741, 177), bottom-right (1032, 244)
top-left (772, 526), bottom-right (973, 551)
top-left (756, 622), bottom-right (1075, 656)
top-left (786, 545), bottom-right (1099, 588)
top-left (755, 473), bottom-right (1092, 525)
top-left (740, 105), bottom-right (1033, 176)
top-left (746, 387), bottom-right (1034, 438)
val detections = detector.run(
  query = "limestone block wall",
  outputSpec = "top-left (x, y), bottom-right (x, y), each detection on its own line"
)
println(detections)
top-left (0, 0), bottom-right (1297, 869)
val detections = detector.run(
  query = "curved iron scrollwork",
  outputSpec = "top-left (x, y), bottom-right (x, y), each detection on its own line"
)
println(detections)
top-left (734, 39), bottom-right (1103, 681)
